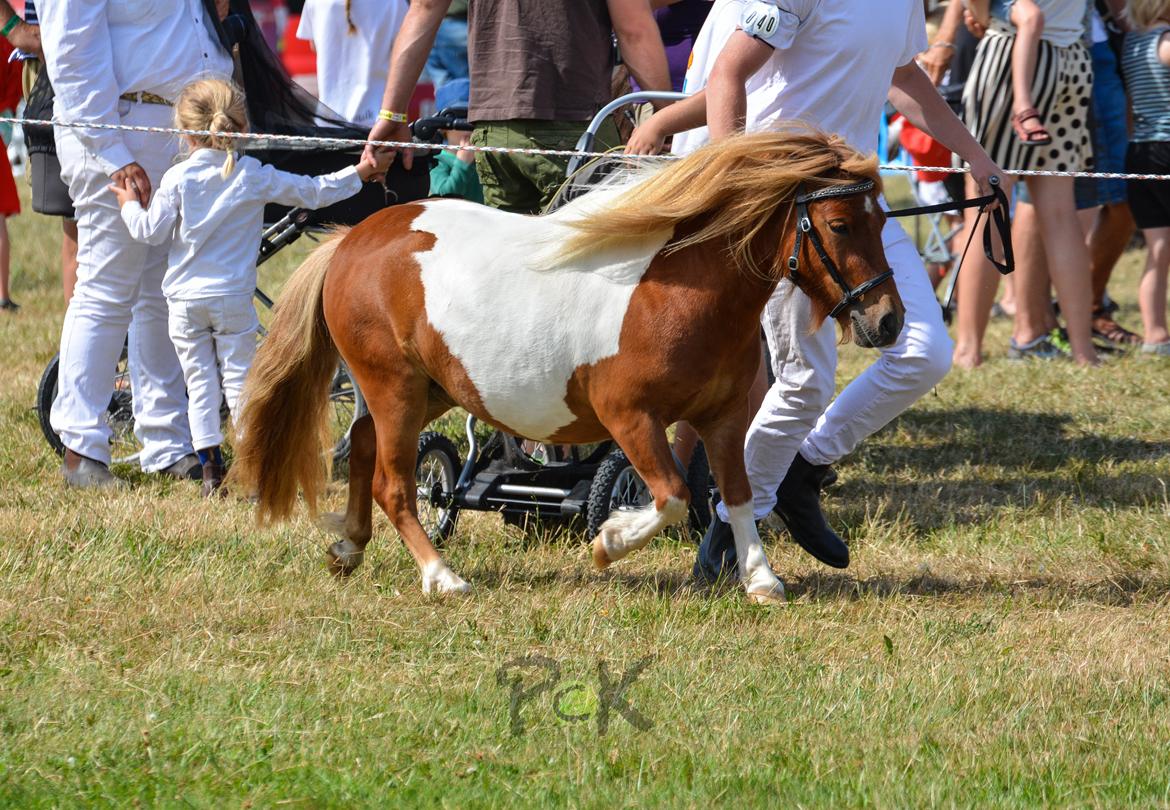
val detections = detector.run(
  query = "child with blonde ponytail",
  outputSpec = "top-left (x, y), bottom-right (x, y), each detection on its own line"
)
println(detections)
top-left (111, 77), bottom-right (390, 496)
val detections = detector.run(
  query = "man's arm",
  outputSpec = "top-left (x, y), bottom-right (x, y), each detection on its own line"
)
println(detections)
top-left (608, 0), bottom-right (671, 98)
top-left (919, 0), bottom-right (964, 85)
top-left (363, 0), bottom-right (452, 171)
top-left (38, 0), bottom-right (155, 201)
top-left (0, 1), bottom-right (39, 56)
top-left (706, 30), bottom-right (773, 140)
top-left (888, 60), bottom-right (1001, 196)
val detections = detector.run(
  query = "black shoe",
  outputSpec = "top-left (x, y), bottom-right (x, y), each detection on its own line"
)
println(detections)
top-left (692, 515), bottom-right (739, 585)
top-left (201, 461), bottom-right (226, 498)
top-left (773, 453), bottom-right (849, 569)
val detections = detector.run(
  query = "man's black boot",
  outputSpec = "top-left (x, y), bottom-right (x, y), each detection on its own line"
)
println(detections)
top-left (773, 453), bottom-right (849, 568)
top-left (692, 515), bottom-right (739, 585)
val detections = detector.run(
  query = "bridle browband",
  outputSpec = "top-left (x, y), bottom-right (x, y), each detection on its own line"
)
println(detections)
top-left (787, 179), bottom-right (893, 319)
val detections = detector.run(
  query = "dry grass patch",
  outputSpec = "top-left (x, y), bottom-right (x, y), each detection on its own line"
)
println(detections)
top-left (3, 186), bottom-right (1170, 806)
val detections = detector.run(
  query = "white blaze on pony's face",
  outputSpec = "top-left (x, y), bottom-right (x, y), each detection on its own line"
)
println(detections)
top-left (411, 198), bottom-right (672, 441)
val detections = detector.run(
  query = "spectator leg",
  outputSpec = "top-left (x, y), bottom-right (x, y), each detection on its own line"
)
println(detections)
top-left (1010, 201), bottom-right (1057, 344)
top-left (1138, 227), bottom-right (1170, 346)
top-left (1025, 175), bottom-right (1098, 365)
top-left (953, 173), bottom-right (1013, 368)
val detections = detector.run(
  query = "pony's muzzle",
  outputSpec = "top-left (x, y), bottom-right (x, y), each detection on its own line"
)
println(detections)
top-left (850, 285), bottom-right (904, 348)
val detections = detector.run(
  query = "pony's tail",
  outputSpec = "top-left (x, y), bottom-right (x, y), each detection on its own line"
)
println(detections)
top-left (230, 231), bottom-right (349, 524)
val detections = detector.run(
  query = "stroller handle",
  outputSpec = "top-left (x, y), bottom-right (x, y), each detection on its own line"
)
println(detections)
top-left (411, 106), bottom-right (474, 144)
top-left (567, 90), bottom-right (691, 176)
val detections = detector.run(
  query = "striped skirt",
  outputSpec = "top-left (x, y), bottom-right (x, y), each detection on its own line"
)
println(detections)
top-left (962, 30), bottom-right (1095, 173)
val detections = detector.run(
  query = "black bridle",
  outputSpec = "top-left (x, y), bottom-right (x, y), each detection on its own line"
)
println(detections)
top-left (787, 179), bottom-right (893, 319)
top-left (788, 176), bottom-right (1015, 320)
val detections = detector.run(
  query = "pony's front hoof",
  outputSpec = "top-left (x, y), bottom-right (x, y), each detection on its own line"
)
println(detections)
top-left (592, 534), bottom-right (613, 570)
top-left (326, 540), bottom-right (365, 577)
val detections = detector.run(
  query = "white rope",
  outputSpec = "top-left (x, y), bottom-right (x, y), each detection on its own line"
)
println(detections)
top-left (8, 115), bottom-right (1170, 182)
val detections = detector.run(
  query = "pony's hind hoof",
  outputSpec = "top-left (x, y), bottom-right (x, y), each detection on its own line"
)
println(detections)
top-left (591, 535), bottom-right (612, 570)
top-left (326, 540), bottom-right (365, 577)
top-left (421, 559), bottom-right (471, 596)
top-left (745, 581), bottom-right (787, 605)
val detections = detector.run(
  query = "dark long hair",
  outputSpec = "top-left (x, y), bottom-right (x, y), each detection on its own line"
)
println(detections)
top-left (208, 0), bottom-right (364, 137)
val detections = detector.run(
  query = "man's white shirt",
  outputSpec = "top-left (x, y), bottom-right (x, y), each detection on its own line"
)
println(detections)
top-left (672, 0), bottom-right (928, 156)
top-left (39, 0), bottom-right (233, 175)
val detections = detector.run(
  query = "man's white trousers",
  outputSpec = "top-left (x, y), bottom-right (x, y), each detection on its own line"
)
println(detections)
top-left (718, 215), bottom-right (953, 522)
top-left (50, 102), bottom-right (193, 470)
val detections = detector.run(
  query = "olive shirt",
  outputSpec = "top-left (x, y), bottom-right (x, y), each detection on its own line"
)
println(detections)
top-left (462, 0), bottom-right (621, 213)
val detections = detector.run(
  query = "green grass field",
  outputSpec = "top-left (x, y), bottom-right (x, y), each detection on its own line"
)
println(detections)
top-left (3, 181), bottom-right (1170, 808)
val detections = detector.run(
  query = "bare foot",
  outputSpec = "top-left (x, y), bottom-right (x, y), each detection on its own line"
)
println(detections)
top-left (953, 347), bottom-right (983, 369)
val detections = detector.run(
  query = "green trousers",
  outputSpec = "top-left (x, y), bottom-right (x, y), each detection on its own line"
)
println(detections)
top-left (471, 118), bottom-right (620, 215)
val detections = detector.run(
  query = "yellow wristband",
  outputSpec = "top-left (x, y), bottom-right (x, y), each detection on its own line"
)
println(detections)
top-left (378, 109), bottom-right (408, 124)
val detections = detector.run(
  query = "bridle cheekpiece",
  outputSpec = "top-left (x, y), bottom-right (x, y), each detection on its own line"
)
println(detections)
top-left (787, 179), bottom-right (893, 319)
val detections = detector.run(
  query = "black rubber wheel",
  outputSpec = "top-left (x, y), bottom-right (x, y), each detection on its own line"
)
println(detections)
top-left (586, 445), bottom-right (715, 542)
top-left (36, 349), bottom-right (141, 464)
top-left (415, 431), bottom-right (461, 545)
top-left (36, 354), bottom-right (64, 456)
top-left (685, 442), bottom-right (713, 540)
top-left (328, 362), bottom-right (367, 471)
top-left (585, 447), bottom-right (653, 540)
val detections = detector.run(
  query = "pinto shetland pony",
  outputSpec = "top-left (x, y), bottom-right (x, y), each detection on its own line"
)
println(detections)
top-left (231, 128), bottom-right (904, 603)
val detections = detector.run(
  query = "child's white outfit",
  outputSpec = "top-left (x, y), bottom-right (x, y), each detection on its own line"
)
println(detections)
top-left (120, 149), bottom-right (362, 449)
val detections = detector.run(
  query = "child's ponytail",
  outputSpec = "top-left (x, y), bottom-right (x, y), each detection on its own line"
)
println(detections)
top-left (174, 78), bottom-right (249, 179)
top-left (209, 110), bottom-right (237, 179)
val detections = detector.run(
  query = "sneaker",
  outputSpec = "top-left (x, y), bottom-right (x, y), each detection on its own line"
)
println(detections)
top-left (1007, 333), bottom-right (1069, 361)
top-left (1141, 341), bottom-right (1170, 356)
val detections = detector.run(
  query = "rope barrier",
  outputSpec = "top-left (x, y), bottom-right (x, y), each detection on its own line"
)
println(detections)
top-left (7, 115), bottom-right (1170, 182)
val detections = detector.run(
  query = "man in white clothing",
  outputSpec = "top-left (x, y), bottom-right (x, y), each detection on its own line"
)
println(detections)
top-left (628, 0), bottom-right (1002, 579)
top-left (40, 0), bottom-right (234, 487)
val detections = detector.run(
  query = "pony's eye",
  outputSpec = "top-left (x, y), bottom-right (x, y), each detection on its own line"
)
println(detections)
top-left (828, 220), bottom-right (850, 235)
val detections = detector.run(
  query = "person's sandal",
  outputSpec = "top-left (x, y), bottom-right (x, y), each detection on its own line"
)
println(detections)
top-left (0, 298), bottom-right (18, 312)
top-left (1012, 107), bottom-right (1053, 147)
top-left (1091, 309), bottom-right (1141, 349)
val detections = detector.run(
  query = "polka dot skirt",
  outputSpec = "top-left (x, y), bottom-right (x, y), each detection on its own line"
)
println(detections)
top-left (962, 30), bottom-right (1095, 174)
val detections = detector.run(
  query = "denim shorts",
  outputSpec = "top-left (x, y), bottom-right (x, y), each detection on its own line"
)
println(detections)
top-left (1075, 41), bottom-right (1128, 209)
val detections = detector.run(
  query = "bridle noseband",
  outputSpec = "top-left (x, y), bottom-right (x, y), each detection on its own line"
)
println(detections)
top-left (787, 179), bottom-right (893, 319)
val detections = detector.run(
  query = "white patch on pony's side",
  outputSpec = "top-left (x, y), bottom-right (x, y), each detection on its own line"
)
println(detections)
top-left (597, 495), bottom-right (687, 563)
top-left (413, 196), bottom-right (672, 440)
top-left (864, 195), bottom-right (877, 216)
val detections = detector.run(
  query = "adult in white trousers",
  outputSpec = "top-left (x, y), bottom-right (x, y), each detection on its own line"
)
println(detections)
top-left (40, 0), bottom-right (232, 487)
top-left (626, 0), bottom-right (1002, 579)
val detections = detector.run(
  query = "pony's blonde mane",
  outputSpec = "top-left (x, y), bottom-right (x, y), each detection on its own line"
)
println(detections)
top-left (559, 125), bottom-right (880, 278)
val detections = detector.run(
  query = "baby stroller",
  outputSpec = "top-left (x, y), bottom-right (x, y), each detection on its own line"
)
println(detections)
top-left (407, 91), bottom-right (715, 545)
